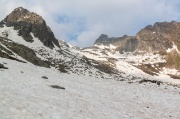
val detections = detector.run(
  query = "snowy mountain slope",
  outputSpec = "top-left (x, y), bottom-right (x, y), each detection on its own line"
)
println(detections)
top-left (0, 25), bottom-right (125, 80)
top-left (91, 21), bottom-right (180, 80)
top-left (78, 45), bottom-right (180, 84)
top-left (0, 57), bottom-right (180, 119)
top-left (1, 7), bottom-right (179, 84)
top-left (0, 7), bottom-right (132, 81)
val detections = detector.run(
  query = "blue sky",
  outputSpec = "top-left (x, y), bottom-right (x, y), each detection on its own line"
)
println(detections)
top-left (0, 0), bottom-right (180, 47)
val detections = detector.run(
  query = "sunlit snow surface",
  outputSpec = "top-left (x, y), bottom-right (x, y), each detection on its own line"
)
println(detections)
top-left (80, 45), bottom-right (180, 84)
top-left (0, 58), bottom-right (180, 119)
top-left (0, 25), bottom-right (180, 118)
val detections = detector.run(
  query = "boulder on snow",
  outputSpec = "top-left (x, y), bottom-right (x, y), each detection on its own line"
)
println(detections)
top-left (0, 63), bottom-right (4, 68)
top-left (0, 63), bottom-right (8, 69)
top-left (50, 85), bottom-right (65, 90)
top-left (42, 76), bottom-right (48, 79)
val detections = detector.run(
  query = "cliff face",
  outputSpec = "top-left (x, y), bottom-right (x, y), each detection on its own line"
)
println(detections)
top-left (94, 21), bottom-right (180, 53)
top-left (136, 21), bottom-right (180, 52)
top-left (1, 7), bottom-right (60, 49)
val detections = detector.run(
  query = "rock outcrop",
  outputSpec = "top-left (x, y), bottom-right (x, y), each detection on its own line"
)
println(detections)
top-left (136, 21), bottom-right (180, 52)
top-left (1, 7), bottom-right (60, 49)
top-left (0, 36), bottom-right (50, 68)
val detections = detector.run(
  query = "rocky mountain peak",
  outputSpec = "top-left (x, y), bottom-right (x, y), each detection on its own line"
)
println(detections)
top-left (3, 7), bottom-right (44, 25)
top-left (1, 7), bottom-right (60, 49)
top-left (94, 34), bottom-right (109, 45)
top-left (99, 34), bottom-right (109, 39)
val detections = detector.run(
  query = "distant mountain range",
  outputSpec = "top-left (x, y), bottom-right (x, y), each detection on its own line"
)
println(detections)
top-left (0, 7), bottom-right (180, 84)
top-left (93, 21), bottom-right (180, 70)
top-left (95, 21), bottom-right (180, 53)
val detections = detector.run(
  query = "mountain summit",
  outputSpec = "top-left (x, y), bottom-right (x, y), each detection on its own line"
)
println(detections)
top-left (0, 7), bottom-right (59, 48)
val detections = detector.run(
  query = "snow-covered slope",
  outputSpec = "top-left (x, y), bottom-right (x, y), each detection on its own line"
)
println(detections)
top-left (0, 25), bottom-right (119, 79)
top-left (0, 24), bottom-right (180, 84)
top-left (78, 45), bottom-right (180, 84)
top-left (0, 57), bottom-right (180, 119)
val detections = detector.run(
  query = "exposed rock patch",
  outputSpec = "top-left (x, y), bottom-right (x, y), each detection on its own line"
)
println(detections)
top-left (139, 79), bottom-right (162, 85)
top-left (166, 50), bottom-right (180, 70)
top-left (42, 76), bottom-right (48, 79)
top-left (0, 37), bottom-right (50, 68)
top-left (50, 85), bottom-right (65, 90)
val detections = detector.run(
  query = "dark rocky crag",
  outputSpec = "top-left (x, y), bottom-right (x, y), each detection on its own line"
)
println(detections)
top-left (1, 7), bottom-right (60, 49)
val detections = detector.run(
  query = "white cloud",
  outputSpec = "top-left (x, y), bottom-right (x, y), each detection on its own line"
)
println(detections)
top-left (0, 0), bottom-right (180, 47)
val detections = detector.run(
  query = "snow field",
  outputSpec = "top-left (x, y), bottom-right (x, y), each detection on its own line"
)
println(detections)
top-left (0, 58), bottom-right (180, 119)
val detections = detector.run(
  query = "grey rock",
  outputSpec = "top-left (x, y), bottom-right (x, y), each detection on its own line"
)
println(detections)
top-left (42, 76), bottom-right (48, 79)
top-left (0, 63), bottom-right (4, 68)
top-left (50, 85), bottom-right (65, 90)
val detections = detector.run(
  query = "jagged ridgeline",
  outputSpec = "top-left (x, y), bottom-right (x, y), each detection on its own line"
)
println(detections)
top-left (0, 7), bottom-right (59, 49)
top-left (94, 21), bottom-right (180, 53)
